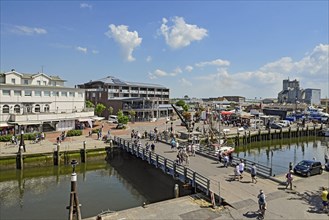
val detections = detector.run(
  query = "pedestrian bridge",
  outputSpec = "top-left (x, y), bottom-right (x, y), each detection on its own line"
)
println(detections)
top-left (112, 136), bottom-right (284, 209)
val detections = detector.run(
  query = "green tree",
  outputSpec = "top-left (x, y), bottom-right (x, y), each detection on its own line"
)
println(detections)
top-left (128, 110), bottom-right (136, 122)
top-left (108, 106), bottom-right (114, 115)
top-left (95, 103), bottom-right (106, 116)
top-left (175, 100), bottom-right (189, 112)
top-left (117, 110), bottom-right (129, 124)
top-left (86, 100), bottom-right (95, 108)
top-left (175, 100), bottom-right (186, 107)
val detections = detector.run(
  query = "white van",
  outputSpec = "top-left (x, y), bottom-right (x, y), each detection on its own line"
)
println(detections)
top-left (108, 115), bottom-right (118, 123)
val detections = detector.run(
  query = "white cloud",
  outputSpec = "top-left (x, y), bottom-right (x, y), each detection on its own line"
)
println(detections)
top-left (146, 56), bottom-right (152, 62)
top-left (170, 67), bottom-right (182, 76)
top-left (105, 24), bottom-right (142, 61)
top-left (11, 25), bottom-right (47, 35)
top-left (195, 59), bottom-right (230, 67)
top-left (190, 44), bottom-right (328, 98)
top-left (160, 16), bottom-right (208, 49)
top-left (80, 3), bottom-right (92, 9)
top-left (185, 65), bottom-right (193, 72)
top-left (76, 46), bottom-right (87, 53)
top-left (179, 78), bottom-right (192, 87)
top-left (148, 69), bottom-right (168, 79)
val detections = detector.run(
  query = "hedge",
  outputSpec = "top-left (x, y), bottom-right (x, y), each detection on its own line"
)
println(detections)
top-left (66, 130), bottom-right (82, 137)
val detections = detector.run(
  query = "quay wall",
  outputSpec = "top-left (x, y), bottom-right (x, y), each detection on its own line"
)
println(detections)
top-left (0, 148), bottom-right (107, 171)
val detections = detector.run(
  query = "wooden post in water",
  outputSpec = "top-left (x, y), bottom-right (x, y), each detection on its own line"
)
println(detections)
top-left (67, 160), bottom-right (81, 220)
top-left (16, 146), bottom-right (24, 170)
top-left (54, 143), bottom-right (60, 166)
top-left (81, 141), bottom-right (86, 163)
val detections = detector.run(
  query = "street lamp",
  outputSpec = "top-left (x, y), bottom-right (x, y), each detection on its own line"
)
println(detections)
top-left (171, 122), bottom-right (173, 132)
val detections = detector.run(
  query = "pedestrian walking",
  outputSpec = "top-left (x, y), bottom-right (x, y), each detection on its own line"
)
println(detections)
top-left (239, 159), bottom-right (245, 179)
top-left (234, 164), bottom-right (241, 181)
top-left (218, 152), bottom-right (222, 164)
top-left (325, 153), bottom-right (329, 164)
top-left (223, 154), bottom-right (229, 168)
top-left (257, 190), bottom-right (267, 214)
top-left (321, 187), bottom-right (328, 213)
top-left (151, 142), bottom-right (155, 152)
top-left (285, 170), bottom-right (293, 190)
top-left (250, 163), bottom-right (257, 183)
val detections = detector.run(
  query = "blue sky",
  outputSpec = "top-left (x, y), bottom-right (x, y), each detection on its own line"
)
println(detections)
top-left (1, 1), bottom-right (328, 99)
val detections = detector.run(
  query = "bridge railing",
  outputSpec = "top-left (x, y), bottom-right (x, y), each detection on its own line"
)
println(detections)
top-left (197, 144), bottom-right (273, 177)
top-left (112, 136), bottom-right (211, 196)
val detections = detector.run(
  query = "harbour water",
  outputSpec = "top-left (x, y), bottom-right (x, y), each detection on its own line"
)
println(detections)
top-left (235, 136), bottom-right (329, 175)
top-left (0, 137), bottom-right (328, 219)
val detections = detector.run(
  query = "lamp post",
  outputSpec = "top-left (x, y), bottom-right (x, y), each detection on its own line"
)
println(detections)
top-left (68, 159), bottom-right (81, 220)
top-left (171, 122), bottom-right (173, 132)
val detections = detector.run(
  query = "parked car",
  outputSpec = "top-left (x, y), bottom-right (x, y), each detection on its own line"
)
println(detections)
top-left (108, 115), bottom-right (118, 124)
top-left (325, 162), bottom-right (329, 171)
top-left (293, 160), bottom-right (323, 177)
top-left (278, 120), bottom-right (291, 128)
top-left (270, 123), bottom-right (282, 129)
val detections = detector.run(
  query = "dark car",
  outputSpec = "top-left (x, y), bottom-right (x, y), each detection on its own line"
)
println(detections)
top-left (270, 123), bottom-right (282, 129)
top-left (293, 160), bottom-right (323, 177)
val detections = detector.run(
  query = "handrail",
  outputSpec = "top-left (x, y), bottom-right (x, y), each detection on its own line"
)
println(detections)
top-left (113, 136), bottom-right (212, 196)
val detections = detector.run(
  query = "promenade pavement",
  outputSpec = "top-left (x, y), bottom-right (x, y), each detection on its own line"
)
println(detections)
top-left (1, 119), bottom-right (328, 219)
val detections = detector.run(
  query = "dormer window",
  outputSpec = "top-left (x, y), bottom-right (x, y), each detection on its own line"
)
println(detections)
top-left (11, 79), bottom-right (15, 84)
top-left (24, 80), bottom-right (28, 85)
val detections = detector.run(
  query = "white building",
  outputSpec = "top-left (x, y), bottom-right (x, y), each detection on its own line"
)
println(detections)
top-left (0, 69), bottom-right (94, 135)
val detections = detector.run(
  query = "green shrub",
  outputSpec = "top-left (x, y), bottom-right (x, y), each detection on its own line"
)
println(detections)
top-left (66, 130), bottom-right (82, 137)
top-left (92, 129), bottom-right (100, 134)
top-left (0, 135), bottom-right (12, 142)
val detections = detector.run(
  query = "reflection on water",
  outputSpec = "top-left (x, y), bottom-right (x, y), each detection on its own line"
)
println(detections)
top-left (234, 136), bottom-right (329, 175)
top-left (0, 162), bottom-right (147, 220)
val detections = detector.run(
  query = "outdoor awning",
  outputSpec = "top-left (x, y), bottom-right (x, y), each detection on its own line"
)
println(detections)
top-left (0, 122), bottom-right (14, 127)
top-left (13, 121), bottom-right (43, 125)
top-left (91, 116), bottom-right (105, 121)
top-left (78, 118), bottom-right (93, 122)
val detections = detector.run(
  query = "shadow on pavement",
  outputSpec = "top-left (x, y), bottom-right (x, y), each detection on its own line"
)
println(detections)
top-left (243, 211), bottom-right (259, 218)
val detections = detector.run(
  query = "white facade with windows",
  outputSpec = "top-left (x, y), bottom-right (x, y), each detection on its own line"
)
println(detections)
top-left (0, 69), bottom-right (94, 133)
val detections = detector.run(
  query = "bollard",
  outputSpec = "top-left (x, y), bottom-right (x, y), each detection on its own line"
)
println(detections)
top-left (174, 184), bottom-right (179, 198)
top-left (289, 162), bottom-right (293, 171)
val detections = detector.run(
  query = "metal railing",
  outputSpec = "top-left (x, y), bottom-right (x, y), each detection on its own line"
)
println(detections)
top-left (113, 136), bottom-right (211, 196)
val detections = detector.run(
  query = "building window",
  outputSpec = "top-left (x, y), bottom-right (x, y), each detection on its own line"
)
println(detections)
top-left (43, 81), bottom-right (47, 85)
top-left (78, 92), bottom-right (83, 97)
top-left (14, 105), bottom-right (20, 113)
top-left (69, 92), bottom-right (75, 97)
top-left (2, 105), bottom-right (9, 113)
top-left (2, 90), bottom-right (10, 96)
top-left (53, 91), bottom-right (59, 96)
top-left (61, 91), bottom-right (67, 97)
top-left (44, 104), bottom-right (50, 112)
top-left (44, 91), bottom-right (50, 96)
top-left (35, 91), bottom-right (41, 96)
top-left (92, 92), bottom-right (95, 98)
top-left (37, 80), bottom-right (41, 85)
top-left (14, 90), bottom-right (21, 96)
top-left (99, 93), bottom-right (101, 98)
top-left (35, 104), bottom-right (40, 113)
top-left (11, 79), bottom-right (15, 84)
top-left (25, 90), bottom-right (32, 96)
top-left (24, 79), bottom-right (28, 85)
